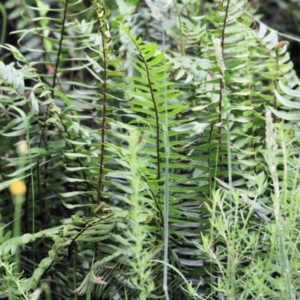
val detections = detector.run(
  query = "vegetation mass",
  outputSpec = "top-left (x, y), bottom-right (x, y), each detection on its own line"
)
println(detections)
top-left (0, 0), bottom-right (300, 299)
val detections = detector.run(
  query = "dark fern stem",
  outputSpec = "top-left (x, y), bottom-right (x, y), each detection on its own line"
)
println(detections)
top-left (91, 0), bottom-right (112, 204)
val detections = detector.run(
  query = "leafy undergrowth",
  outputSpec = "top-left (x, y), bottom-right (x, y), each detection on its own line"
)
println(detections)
top-left (0, 0), bottom-right (300, 299)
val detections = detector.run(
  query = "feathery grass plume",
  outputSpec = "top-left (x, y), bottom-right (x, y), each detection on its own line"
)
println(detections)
top-left (264, 108), bottom-right (295, 299)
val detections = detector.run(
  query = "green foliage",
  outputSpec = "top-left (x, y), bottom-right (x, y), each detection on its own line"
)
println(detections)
top-left (0, 0), bottom-right (300, 299)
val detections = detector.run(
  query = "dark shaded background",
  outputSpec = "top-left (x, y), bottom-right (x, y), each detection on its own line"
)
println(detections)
top-left (256, 0), bottom-right (300, 76)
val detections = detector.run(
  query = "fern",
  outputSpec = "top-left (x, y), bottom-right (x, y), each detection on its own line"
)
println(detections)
top-left (0, 0), bottom-right (300, 299)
